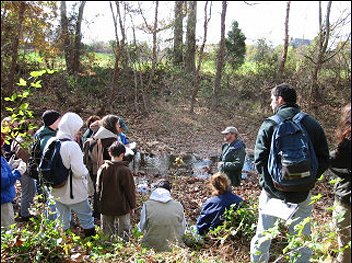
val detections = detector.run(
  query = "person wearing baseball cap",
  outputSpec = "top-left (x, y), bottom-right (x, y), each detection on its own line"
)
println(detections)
top-left (218, 126), bottom-right (246, 187)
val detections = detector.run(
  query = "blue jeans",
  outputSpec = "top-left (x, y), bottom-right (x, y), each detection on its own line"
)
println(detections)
top-left (19, 173), bottom-right (36, 217)
top-left (250, 190), bottom-right (312, 263)
top-left (55, 199), bottom-right (94, 230)
top-left (45, 187), bottom-right (58, 221)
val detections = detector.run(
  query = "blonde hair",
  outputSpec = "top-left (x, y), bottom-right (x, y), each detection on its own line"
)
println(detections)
top-left (209, 172), bottom-right (231, 196)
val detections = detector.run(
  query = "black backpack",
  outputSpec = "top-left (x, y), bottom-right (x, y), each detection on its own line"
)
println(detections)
top-left (39, 138), bottom-right (73, 199)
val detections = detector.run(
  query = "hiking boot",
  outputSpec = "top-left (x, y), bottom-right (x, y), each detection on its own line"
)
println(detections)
top-left (15, 214), bottom-right (38, 222)
top-left (83, 227), bottom-right (96, 238)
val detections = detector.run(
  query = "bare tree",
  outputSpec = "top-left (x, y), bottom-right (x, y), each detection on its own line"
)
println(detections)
top-left (71, 1), bottom-right (86, 74)
top-left (116, 1), bottom-right (128, 68)
top-left (190, 1), bottom-right (212, 113)
top-left (60, 1), bottom-right (70, 70)
top-left (174, 1), bottom-right (185, 66)
top-left (212, 1), bottom-right (227, 104)
top-left (278, 1), bottom-right (291, 79)
top-left (185, 1), bottom-right (197, 73)
top-left (304, 1), bottom-right (351, 99)
top-left (8, 1), bottom-right (26, 91)
top-left (60, 1), bottom-right (86, 75)
top-left (109, 1), bottom-right (121, 88)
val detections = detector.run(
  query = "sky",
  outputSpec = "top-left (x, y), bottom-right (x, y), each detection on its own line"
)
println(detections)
top-left (80, 1), bottom-right (351, 47)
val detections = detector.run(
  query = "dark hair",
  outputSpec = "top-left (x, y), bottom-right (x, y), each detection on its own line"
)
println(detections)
top-left (155, 179), bottom-right (172, 191)
top-left (108, 142), bottom-right (126, 157)
top-left (85, 115), bottom-right (100, 127)
top-left (271, 83), bottom-right (297, 104)
top-left (101, 114), bottom-right (119, 134)
top-left (336, 103), bottom-right (351, 144)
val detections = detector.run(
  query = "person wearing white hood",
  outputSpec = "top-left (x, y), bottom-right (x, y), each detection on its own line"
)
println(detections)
top-left (138, 179), bottom-right (186, 252)
top-left (47, 112), bottom-right (95, 237)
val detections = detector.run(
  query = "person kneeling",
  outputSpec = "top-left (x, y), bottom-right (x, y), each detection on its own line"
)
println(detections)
top-left (196, 172), bottom-right (243, 235)
top-left (138, 179), bottom-right (186, 252)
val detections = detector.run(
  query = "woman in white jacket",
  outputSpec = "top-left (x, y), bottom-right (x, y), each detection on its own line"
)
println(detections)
top-left (47, 112), bottom-right (95, 237)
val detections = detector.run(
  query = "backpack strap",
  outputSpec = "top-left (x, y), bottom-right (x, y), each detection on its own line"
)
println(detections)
top-left (58, 138), bottom-right (74, 199)
top-left (292, 111), bottom-right (308, 123)
top-left (268, 114), bottom-right (284, 125)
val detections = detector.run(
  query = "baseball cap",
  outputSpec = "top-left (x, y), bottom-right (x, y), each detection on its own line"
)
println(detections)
top-left (221, 126), bottom-right (238, 135)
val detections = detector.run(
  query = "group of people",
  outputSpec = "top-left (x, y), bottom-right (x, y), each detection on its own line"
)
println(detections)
top-left (1, 83), bottom-right (350, 262)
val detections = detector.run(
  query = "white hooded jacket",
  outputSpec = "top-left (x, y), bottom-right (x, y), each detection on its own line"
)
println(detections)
top-left (47, 112), bottom-right (90, 205)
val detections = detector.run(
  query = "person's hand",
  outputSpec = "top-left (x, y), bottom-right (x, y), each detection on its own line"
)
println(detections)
top-left (8, 155), bottom-right (20, 170)
top-left (15, 160), bottom-right (27, 175)
top-left (217, 162), bottom-right (224, 171)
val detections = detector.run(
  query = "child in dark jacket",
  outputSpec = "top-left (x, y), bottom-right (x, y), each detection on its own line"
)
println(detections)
top-left (196, 172), bottom-right (243, 235)
top-left (96, 142), bottom-right (136, 240)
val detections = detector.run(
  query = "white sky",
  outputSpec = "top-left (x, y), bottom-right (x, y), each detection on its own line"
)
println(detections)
top-left (81, 1), bottom-right (351, 47)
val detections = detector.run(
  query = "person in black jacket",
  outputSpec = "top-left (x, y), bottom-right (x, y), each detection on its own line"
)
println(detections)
top-left (250, 83), bottom-right (330, 263)
top-left (330, 103), bottom-right (351, 263)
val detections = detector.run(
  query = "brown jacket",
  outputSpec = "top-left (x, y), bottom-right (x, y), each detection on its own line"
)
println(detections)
top-left (96, 160), bottom-right (136, 216)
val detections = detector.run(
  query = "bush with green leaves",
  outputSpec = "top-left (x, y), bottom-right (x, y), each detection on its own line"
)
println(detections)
top-left (2, 69), bottom-right (57, 149)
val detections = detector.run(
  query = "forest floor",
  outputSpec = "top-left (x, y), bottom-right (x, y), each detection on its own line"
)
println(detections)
top-left (6, 94), bottom-right (338, 262)
top-left (120, 101), bottom-right (335, 261)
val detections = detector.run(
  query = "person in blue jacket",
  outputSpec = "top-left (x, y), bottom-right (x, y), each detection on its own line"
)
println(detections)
top-left (1, 155), bottom-right (26, 228)
top-left (196, 172), bottom-right (243, 235)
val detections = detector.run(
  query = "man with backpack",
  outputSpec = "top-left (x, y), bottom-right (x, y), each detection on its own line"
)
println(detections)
top-left (29, 110), bottom-right (61, 220)
top-left (250, 83), bottom-right (329, 263)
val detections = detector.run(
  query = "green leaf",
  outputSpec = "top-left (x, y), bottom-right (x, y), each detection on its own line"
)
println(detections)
top-left (30, 70), bottom-right (47, 78)
top-left (47, 69), bottom-right (58, 74)
top-left (4, 97), bottom-right (12, 101)
top-left (19, 103), bottom-right (29, 110)
top-left (31, 80), bottom-right (42, 88)
top-left (22, 91), bottom-right (30, 98)
top-left (17, 78), bottom-right (27, 87)
top-left (11, 93), bottom-right (18, 101)
top-left (5, 107), bottom-right (13, 112)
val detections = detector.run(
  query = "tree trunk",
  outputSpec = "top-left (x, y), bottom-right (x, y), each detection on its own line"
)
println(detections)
top-left (174, 1), bottom-right (185, 66)
top-left (116, 1), bottom-right (127, 69)
top-left (8, 1), bottom-right (26, 90)
top-left (60, 1), bottom-right (71, 73)
top-left (185, 1), bottom-right (197, 73)
top-left (109, 1), bottom-right (120, 88)
top-left (190, 1), bottom-right (211, 114)
top-left (310, 1), bottom-right (332, 98)
top-left (278, 1), bottom-right (291, 79)
top-left (71, 1), bottom-right (86, 75)
top-left (212, 1), bottom-right (227, 104)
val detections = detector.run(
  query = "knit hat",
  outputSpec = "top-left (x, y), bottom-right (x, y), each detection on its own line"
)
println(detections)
top-left (42, 110), bottom-right (61, 127)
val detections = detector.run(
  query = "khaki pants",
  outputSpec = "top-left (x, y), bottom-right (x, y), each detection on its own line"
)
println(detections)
top-left (101, 213), bottom-right (131, 239)
top-left (1, 202), bottom-right (15, 228)
top-left (333, 199), bottom-right (351, 263)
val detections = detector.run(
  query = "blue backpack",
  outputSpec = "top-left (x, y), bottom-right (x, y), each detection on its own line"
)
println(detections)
top-left (39, 138), bottom-right (73, 198)
top-left (267, 112), bottom-right (318, 192)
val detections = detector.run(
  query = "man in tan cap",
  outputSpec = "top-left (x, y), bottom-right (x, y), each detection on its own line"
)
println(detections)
top-left (218, 126), bottom-right (246, 186)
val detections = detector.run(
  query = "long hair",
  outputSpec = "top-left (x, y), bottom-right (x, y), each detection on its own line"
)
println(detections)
top-left (209, 172), bottom-right (231, 196)
top-left (101, 114), bottom-right (119, 134)
top-left (336, 103), bottom-right (351, 145)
